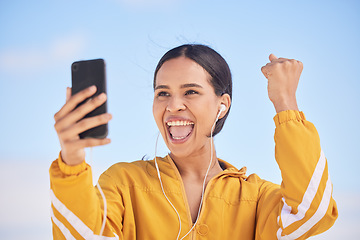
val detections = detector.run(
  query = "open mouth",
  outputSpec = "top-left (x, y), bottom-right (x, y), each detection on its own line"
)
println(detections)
top-left (166, 120), bottom-right (194, 142)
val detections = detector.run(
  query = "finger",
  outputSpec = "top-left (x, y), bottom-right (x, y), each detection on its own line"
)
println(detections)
top-left (54, 86), bottom-right (96, 121)
top-left (277, 57), bottom-right (295, 64)
top-left (83, 138), bottom-right (111, 147)
top-left (62, 138), bottom-right (111, 155)
top-left (66, 87), bottom-right (71, 103)
top-left (297, 60), bottom-right (304, 73)
top-left (71, 138), bottom-right (112, 149)
top-left (261, 65), bottom-right (266, 75)
top-left (269, 53), bottom-right (278, 62)
top-left (261, 66), bottom-right (270, 78)
top-left (59, 113), bottom-right (112, 141)
top-left (55, 93), bottom-right (107, 132)
top-left (298, 60), bottom-right (303, 68)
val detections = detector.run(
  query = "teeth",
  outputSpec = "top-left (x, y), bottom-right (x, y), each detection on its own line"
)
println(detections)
top-left (167, 121), bottom-right (194, 127)
top-left (172, 136), bottom-right (186, 140)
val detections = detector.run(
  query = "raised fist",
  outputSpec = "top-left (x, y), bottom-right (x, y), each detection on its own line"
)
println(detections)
top-left (261, 54), bottom-right (303, 113)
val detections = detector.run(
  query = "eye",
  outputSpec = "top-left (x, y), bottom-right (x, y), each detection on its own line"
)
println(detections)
top-left (156, 91), bottom-right (170, 97)
top-left (185, 90), bottom-right (198, 95)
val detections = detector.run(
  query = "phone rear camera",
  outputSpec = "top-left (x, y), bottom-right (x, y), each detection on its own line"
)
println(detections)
top-left (72, 63), bottom-right (79, 72)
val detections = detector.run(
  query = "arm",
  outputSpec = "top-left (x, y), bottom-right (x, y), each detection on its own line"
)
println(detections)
top-left (50, 155), bottom-right (123, 239)
top-left (50, 87), bottom-right (121, 239)
top-left (255, 56), bottom-right (338, 239)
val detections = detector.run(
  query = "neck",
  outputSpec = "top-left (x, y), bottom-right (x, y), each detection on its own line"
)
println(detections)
top-left (169, 139), bottom-right (223, 181)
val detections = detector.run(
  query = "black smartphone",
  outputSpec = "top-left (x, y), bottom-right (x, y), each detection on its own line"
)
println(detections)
top-left (71, 58), bottom-right (108, 139)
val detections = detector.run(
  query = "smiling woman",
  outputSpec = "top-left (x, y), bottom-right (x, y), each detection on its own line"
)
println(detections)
top-left (153, 44), bottom-right (232, 137)
top-left (153, 56), bottom-right (230, 160)
top-left (49, 44), bottom-right (338, 240)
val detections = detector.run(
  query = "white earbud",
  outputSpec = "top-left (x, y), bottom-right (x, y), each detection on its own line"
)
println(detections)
top-left (216, 104), bottom-right (226, 122)
top-left (219, 104), bottom-right (226, 113)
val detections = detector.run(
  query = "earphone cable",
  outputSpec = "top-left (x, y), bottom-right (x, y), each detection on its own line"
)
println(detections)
top-left (154, 132), bottom-right (182, 240)
top-left (178, 113), bottom-right (218, 240)
top-left (155, 109), bottom-right (222, 240)
top-left (89, 147), bottom-right (108, 237)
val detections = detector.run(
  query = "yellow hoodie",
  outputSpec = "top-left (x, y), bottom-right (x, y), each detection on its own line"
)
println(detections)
top-left (49, 110), bottom-right (338, 239)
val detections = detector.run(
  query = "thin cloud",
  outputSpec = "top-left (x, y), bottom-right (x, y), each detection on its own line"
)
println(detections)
top-left (50, 34), bottom-right (87, 60)
top-left (0, 33), bottom-right (87, 76)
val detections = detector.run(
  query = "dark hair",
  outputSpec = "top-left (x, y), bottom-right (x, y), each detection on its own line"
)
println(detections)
top-left (153, 44), bottom-right (232, 136)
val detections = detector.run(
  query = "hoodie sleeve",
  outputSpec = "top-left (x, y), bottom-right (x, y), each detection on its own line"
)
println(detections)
top-left (49, 154), bottom-right (123, 239)
top-left (255, 110), bottom-right (338, 239)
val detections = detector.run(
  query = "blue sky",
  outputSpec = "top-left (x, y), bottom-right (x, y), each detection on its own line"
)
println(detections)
top-left (0, 0), bottom-right (359, 239)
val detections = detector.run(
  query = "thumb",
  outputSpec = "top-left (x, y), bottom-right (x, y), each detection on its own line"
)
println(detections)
top-left (269, 53), bottom-right (278, 62)
top-left (66, 87), bottom-right (71, 103)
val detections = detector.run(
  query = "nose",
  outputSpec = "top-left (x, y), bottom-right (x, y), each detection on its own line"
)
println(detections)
top-left (166, 96), bottom-right (186, 112)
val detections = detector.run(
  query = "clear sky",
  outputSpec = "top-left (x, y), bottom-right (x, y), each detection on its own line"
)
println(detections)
top-left (0, 0), bottom-right (359, 239)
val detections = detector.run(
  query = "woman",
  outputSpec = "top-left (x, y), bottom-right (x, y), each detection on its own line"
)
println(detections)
top-left (50, 44), bottom-right (338, 239)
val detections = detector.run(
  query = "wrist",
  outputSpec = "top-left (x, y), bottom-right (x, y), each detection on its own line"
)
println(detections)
top-left (60, 151), bottom-right (85, 166)
top-left (58, 152), bottom-right (87, 175)
top-left (272, 96), bottom-right (299, 113)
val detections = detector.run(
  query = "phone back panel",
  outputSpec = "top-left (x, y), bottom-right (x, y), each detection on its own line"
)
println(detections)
top-left (71, 59), bottom-right (108, 139)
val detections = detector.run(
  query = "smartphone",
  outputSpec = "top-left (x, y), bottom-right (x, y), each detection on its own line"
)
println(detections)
top-left (71, 58), bottom-right (108, 139)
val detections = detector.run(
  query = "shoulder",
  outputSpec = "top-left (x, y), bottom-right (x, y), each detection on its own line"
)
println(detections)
top-left (100, 160), bottom-right (157, 188)
top-left (245, 173), bottom-right (265, 183)
top-left (105, 159), bottom-right (152, 177)
top-left (245, 173), bottom-right (280, 199)
top-left (245, 173), bottom-right (279, 188)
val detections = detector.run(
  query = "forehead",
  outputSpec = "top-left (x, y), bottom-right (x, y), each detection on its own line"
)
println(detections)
top-left (155, 57), bottom-right (211, 88)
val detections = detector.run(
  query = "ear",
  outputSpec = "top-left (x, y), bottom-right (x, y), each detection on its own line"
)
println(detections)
top-left (218, 93), bottom-right (231, 119)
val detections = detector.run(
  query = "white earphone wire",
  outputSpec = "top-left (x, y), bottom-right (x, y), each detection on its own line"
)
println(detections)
top-left (154, 107), bottom-right (223, 239)
top-left (89, 147), bottom-right (107, 237)
top-left (154, 133), bottom-right (182, 239)
top-left (94, 106), bottom-right (224, 239)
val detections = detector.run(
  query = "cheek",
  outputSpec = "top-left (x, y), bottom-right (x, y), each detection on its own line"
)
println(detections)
top-left (196, 99), bottom-right (219, 129)
top-left (152, 101), bottom-right (164, 127)
top-left (193, 105), bottom-right (216, 132)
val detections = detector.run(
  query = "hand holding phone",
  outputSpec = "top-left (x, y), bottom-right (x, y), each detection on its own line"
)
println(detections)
top-left (53, 59), bottom-right (112, 166)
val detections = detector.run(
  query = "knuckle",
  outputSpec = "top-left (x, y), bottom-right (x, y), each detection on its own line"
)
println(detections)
top-left (78, 88), bottom-right (92, 98)
top-left (85, 97), bottom-right (101, 108)
top-left (282, 61), bottom-right (291, 68)
top-left (93, 97), bottom-right (103, 106)
top-left (76, 101), bottom-right (93, 115)
top-left (73, 92), bottom-right (92, 106)
top-left (54, 122), bottom-right (60, 132)
top-left (95, 116), bottom-right (104, 124)
top-left (54, 112), bottom-right (60, 121)
top-left (273, 63), bottom-right (281, 69)
top-left (284, 60), bottom-right (291, 65)
top-left (77, 120), bottom-right (88, 130)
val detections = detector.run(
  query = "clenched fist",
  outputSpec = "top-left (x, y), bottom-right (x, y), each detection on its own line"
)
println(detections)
top-left (261, 54), bottom-right (303, 113)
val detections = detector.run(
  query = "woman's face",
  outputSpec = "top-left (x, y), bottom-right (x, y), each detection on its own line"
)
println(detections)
top-left (153, 57), bottom-right (225, 158)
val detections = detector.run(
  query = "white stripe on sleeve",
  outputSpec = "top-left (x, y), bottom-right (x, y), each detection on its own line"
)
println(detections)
top-left (51, 208), bottom-right (76, 240)
top-left (50, 190), bottom-right (119, 240)
top-left (281, 150), bottom-right (326, 228)
top-left (276, 150), bottom-right (333, 239)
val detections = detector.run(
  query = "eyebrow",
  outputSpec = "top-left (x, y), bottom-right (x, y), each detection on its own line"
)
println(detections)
top-left (154, 83), bottom-right (203, 91)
